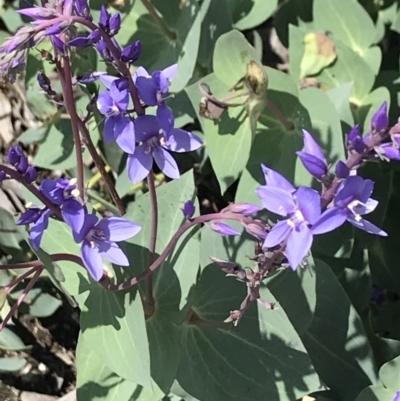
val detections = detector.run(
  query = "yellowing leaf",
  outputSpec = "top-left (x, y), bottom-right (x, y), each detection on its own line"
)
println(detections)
top-left (300, 32), bottom-right (336, 79)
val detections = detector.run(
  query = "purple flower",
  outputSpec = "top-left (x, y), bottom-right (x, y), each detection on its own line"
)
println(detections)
top-left (121, 40), bottom-right (141, 63)
top-left (256, 184), bottom-right (321, 270)
top-left (134, 64), bottom-right (178, 106)
top-left (16, 206), bottom-right (51, 251)
top-left (98, 6), bottom-right (120, 36)
top-left (7, 144), bottom-right (37, 182)
top-left (208, 221), bottom-right (241, 236)
top-left (73, 214), bottom-right (141, 281)
top-left (96, 82), bottom-right (134, 153)
top-left (40, 178), bottom-right (85, 238)
top-left (182, 200), bottom-right (195, 219)
top-left (335, 161), bottom-right (350, 179)
top-left (312, 176), bottom-right (387, 236)
top-left (126, 114), bottom-right (202, 185)
top-left (260, 164), bottom-right (295, 192)
top-left (296, 129), bottom-right (328, 180)
top-left (375, 143), bottom-right (400, 160)
top-left (371, 102), bottom-right (388, 133)
top-left (346, 125), bottom-right (367, 154)
top-left (51, 35), bottom-right (67, 56)
top-left (393, 391), bottom-right (400, 401)
top-left (95, 39), bottom-right (113, 60)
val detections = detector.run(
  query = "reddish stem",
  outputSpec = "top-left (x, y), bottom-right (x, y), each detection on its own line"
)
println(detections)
top-left (101, 213), bottom-right (261, 291)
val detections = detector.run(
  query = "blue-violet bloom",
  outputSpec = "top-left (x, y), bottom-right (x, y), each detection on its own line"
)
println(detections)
top-left (312, 175), bottom-right (387, 236)
top-left (40, 178), bottom-right (85, 237)
top-left (126, 115), bottom-right (202, 185)
top-left (393, 391), bottom-right (400, 401)
top-left (208, 221), bottom-right (241, 236)
top-left (256, 184), bottom-right (322, 270)
top-left (16, 206), bottom-right (51, 251)
top-left (74, 214), bottom-right (141, 281)
top-left (134, 64), bottom-right (178, 106)
top-left (182, 200), bottom-right (195, 219)
top-left (96, 82), bottom-right (134, 153)
top-left (371, 101), bottom-right (388, 133)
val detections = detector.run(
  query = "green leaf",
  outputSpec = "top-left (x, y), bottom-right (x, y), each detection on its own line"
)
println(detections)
top-left (0, 207), bottom-right (26, 251)
top-left (295, 86), bottom-right (345, 187)
top-left (300, 259), bottom-right (378, 401)
top-left (213, 30), bottom-right (261, 89)
top-left (176, 228), bottom-right (321, 400)
top-left (355, 385), bottom-right (395, 401)
top-left (379, 354), bottom-right (400, 390)
top-left (326, 82), bottom-right (355, 127)
top-left (33, 118), bottom-right (80, 170)
top-left (186, 73), bottom-right (254, 193)
top-left (123, 171), bottom-right (200, 319)
top-left (197, 0), bottom-right (232, 69)
top-left (300, 32), bottom-right (337, 79)
top-left (0, 357), bottom-right (27, 372)
top-left (76, 334), bottom-right (163, 401)
top-left (318, 40), bottom-right (375, 104)
top-left (0, 327), bottom-right (30, 351)
top-left (235, 68), bottom-right (310, 204)
top-left (313, 0), bottom-right (377, 56)
top-left (363, 46), bottom-right (382, 75)
top-left (228, 0), bottom-right (278, 30)
top-left (13, 288), bottom-right (62, 318)
top-left (80, 285), bottom-right (151, 388)
top-left (118, 0), bottom-right (202, 92)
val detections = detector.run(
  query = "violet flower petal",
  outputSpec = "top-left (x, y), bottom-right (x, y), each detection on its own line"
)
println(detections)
top-left (392, 391), bottom-right (400, 401)
top-left (30, 209), bottom-right (51, 251)
top-left (347, 216), bottom-right (387, 236)
top-left (157, 103), bottom-right (174, 132)
top-left (103, 116), bottom-right (117, 143)
top-left (264, 220), bottom-right (292, 248)
top-left (99, 74), bottom-right (119, 89)
top-left (296, 186), bottom-right (321, 224)
top-left (62, 199), bottom-right (85, 239)
top-left (155, 64), bottom-right (178, 93)
top-left (99, 242), bottom-right (129, 266)
top-left (260, 164), bottom-right (295, 192)
top-left (311, 207), bottom-right (348, 235)
top-left (115, 117), bottom-right (135, 154)
top-left (127, 146), bottom-right (153, 185)
top-left (153, 146), bottom-right (180, 179)
top-left (136, 76), bottom-right (157, 106)
top-left (134, 115), bottom-right (160, 141)
top-left (182, 200), bottom-right (195, 218)
top-left (164, 128), bottom-right (203, 153)
top-left (81, 240), bottom-right (103, 281)
top-left (359, 179), bottom-right (374, 204)
top-left (96, 217), bottom-right (141, 242)
top-left (380, 144), bottom-right (400, 160)
top-left (74, 213), bottom-right (99, 244)
top-left (286, 223), bottom-right (312, 271)
top-left (97, 91), bottom-right (114, 115)
top-left (40, 178), bottom-right (63, 205)
top-left (255, 186), bottom-right (296, 216)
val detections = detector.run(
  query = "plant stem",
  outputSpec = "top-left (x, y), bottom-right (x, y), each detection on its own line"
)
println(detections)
top-left (5, 267), bottom-right (38, 293)
top-left (0, 266), bottom-right (43, 331)
top-left (56, 59), bottom-right (85, 197)
top-left (266, 99), bottom-right (294, 131)
top-left (145, 173), bottom-right (158, 309)
top-left (101, 213), bottom-right (262, 291)
top-left (140, 0), bottom-right (176, 41)
top-left (0, 164), bottom-right (62, 219)
top-left (76, 119), bottom-right (126, 215)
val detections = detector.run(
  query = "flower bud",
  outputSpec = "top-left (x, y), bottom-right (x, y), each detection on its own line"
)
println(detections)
top-left (7, 145), bottom-right (23, 165)
top-left (335, 161), bottom-right (349, 179)
top-left (208, 221), bottom-right (241, 236)
top-left (109, 13), bottom-right (121, 36)
top-left (243, 223), bottom-right (267, 240)
top-left (99, 5), bottom-right (110, 30)
top-left (25, 166), bottom-right (38, 183)
top-left (371, 101), bottom-right (388, 133)
top-left (181, 200), bottom-right (195, 219)
top-left (121, 40), bottom-right (141, 63)
top-left (227, 203), bottom-right (262, 215)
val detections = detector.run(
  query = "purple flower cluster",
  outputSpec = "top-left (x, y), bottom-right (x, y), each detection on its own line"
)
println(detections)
top-left (7, 145), bottom-right (37, 183)
top-left (96, 66), bottom-right (203, 185)
top-left (17, 175), bottom-right (140, 281)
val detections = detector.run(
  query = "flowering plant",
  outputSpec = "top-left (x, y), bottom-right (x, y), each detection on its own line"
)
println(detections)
top-left (0, 0), bottom-right (400, 400)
